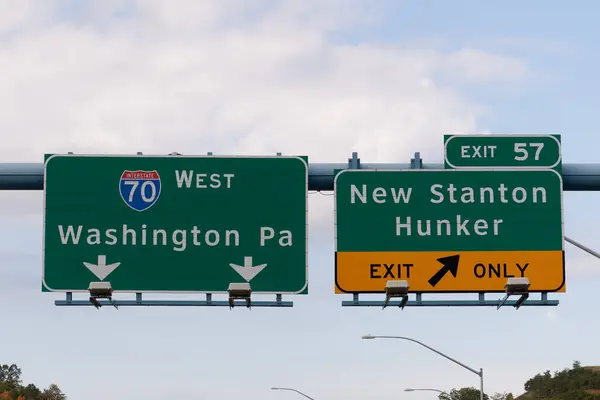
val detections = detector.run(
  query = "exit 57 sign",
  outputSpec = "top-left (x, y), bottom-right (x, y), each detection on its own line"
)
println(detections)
top-left (444, 134), bottom-right (562, 171)
top-left (43, 154), bottom-right (309, 294)
top-left (334, 169), bottom-right (565, 294)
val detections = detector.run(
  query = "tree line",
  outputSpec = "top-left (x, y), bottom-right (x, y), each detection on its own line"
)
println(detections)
top-left (4, 360), bottom-right (600, 399)
top-left (439, 361), bottom-right (600, 400)
top-left (0, 364), bottom-right (66, 400)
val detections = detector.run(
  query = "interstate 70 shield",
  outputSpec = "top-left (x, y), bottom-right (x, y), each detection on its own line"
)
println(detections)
top-left (119, 170), bottom-right (162, 212)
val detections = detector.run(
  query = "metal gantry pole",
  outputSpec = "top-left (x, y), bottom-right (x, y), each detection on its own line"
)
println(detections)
top-left (3, 161), bottom-right (600, 191)
top-left (363, 335), bottom-right (484, 400)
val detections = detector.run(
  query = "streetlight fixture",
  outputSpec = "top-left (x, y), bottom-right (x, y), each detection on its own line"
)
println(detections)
top-left (405, 388), bottom-right (453, 399)
top-left (362, 335), bottom-right (484, 400)
top-left (271, 387), bottom-right (315, 400)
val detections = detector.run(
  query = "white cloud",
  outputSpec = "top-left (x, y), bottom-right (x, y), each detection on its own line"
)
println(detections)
top-left (0, 3), bottom-right (533, 246)
top-left (0, 1), bottom-right (531, 230)
top-left (0, 1), bottom-right (527, 163)
top-left (439, 48), bottom-right (530, 83)
top-left (545, 309), bottom-right (558, 322)
top-left (0, 0), bottom-right (43, 32)
top-left (565, 245), bottom-right (600, 280)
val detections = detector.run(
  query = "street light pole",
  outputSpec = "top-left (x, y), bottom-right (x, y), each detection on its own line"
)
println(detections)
top-left (362, 335), bottom-right (484, 400)
top-left (405, 388), bottom-right (453, 398)
top-left (271, 387), bottom-right (315, 400)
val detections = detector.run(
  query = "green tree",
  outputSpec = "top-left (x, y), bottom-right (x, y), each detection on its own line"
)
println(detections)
top-left (0, 363), bottom-right (66, 400)
top-left (490, 393), bottom-right (514, 400)
top-left (0, 365), bottom-right (22, 388)
top-left (439, 387), bottom-right (489, 400)
top-left (40, 384), bottom-right (66, 400)
top-left (523, 362), bottom-right (600, 399)
top-left (17, 384), bottom-right (42, 399)
top-left (444, 361), bottom-right (600, 400)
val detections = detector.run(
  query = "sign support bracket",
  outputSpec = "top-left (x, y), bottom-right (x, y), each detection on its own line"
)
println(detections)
top-left (342, 152), bottom-right (362, 305)
top-left (55, 292), bottom-right (293, 308)
top-left (381, 295), bottom-right (408, 310)
top-left (411, 151), bottom-right (422, 169)
top-left (496, 292), bottom-right (530, 310)
top-left (341, 292), bottom-right (557, 308)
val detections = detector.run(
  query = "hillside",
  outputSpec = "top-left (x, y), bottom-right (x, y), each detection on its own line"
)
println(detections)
top-left (514, 362), bottom-right (600, 400)
top-left (445, 362), bottom-right (600, 400)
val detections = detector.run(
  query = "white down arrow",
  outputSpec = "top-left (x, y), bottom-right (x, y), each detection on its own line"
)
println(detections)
top-left (229, 256), bottom-right (267, 282)
top-left (83, 255), bottom-right (121, 281)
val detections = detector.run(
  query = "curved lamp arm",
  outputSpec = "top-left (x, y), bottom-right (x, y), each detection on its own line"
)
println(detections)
top-left (271, 387), bottom-right (315, 400)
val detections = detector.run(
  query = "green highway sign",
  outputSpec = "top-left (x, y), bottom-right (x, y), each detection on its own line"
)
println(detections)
top-left (334, 169), bottom-right (565, 293)
top-left (444, 134), bottom-right (562, 170)
top-left (43, 154), bottom-right (309, 294)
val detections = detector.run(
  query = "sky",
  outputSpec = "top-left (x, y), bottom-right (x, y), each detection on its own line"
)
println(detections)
top-left (1, 0), bottom-right (600, 399)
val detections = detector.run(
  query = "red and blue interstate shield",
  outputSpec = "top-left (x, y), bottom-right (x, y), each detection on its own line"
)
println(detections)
top-left (119, 170), bottom-right (162, 212)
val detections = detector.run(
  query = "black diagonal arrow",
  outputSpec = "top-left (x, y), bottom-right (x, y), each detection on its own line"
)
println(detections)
top-left (428, 254), bottom-right (460, 287)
